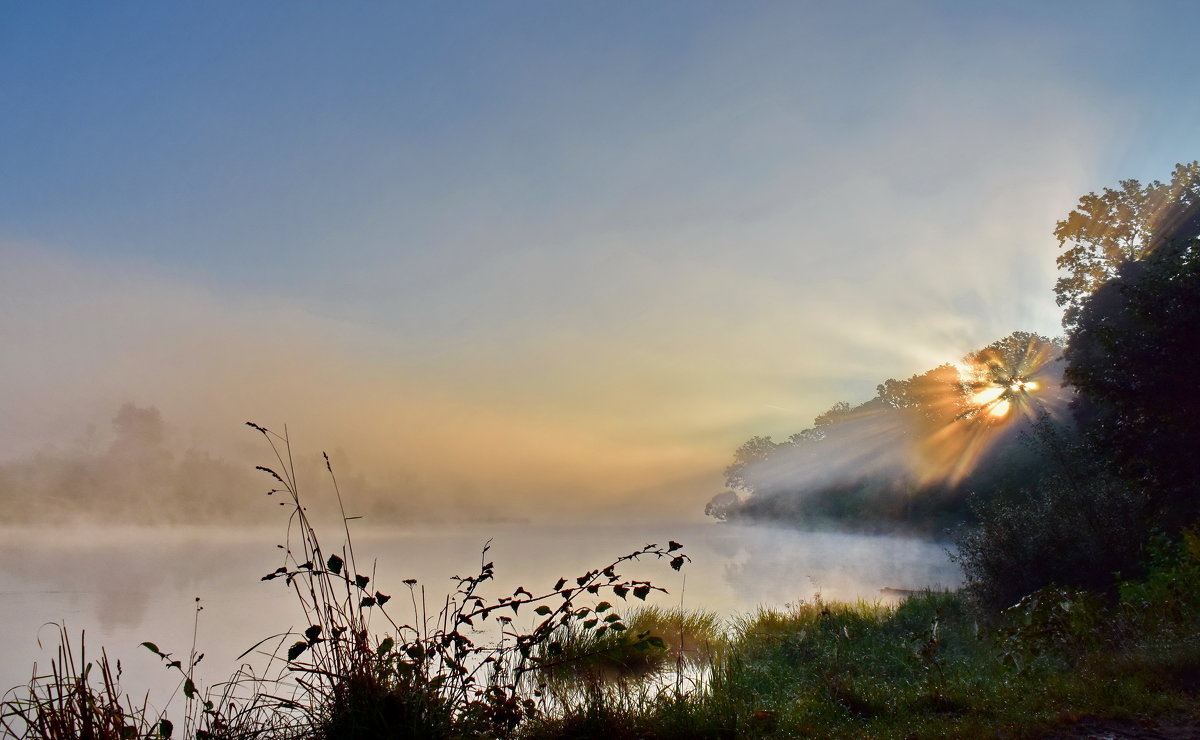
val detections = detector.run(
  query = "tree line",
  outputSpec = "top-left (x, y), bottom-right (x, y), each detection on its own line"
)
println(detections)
top-left (710, 161), bottom-right (1200, 611)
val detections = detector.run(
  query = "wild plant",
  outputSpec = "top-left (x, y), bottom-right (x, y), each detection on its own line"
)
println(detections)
top-left (995, 585), bottom-right (1105, 673)
top-left (0, 625), bottom-right (160, 740)
top-left (243, 422), bottom-right (689, 738)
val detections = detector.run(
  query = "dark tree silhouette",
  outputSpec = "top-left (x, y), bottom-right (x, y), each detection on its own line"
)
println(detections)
top-left (1064, 235), bottom-right (1200, 527)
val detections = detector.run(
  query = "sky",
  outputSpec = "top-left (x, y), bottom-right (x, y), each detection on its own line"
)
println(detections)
top-left (3, 1), bottom-right (1199, 521)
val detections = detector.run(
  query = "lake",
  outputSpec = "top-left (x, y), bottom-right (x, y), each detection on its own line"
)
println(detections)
top-left (0, 521), bottom-right (959, 714)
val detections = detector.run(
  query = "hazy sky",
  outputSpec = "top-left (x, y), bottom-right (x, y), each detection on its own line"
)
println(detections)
top-left (3, 2), bottom-right (1199, 520)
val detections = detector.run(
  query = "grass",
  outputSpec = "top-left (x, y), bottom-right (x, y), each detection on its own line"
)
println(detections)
top-left (1, 626), bottom-right (159, 740)
top-left (5, 425), bottom-right (1200, 738)
top-left (526, 588), bottom-right (1200, 739)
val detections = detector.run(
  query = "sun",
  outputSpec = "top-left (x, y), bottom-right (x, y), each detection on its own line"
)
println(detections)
top-left (968, 374), bottom-right (1042, 420)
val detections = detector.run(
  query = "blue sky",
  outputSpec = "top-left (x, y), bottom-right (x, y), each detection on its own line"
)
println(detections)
top-left (3, 2), bottom-right (1198, 518)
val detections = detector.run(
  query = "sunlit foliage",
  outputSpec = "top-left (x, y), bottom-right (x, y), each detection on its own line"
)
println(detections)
top-left (1054, 161), bottom-right (1200, 327)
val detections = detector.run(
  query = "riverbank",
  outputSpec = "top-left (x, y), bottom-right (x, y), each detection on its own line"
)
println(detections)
top-left (6, 582), bottom-right (1200, 739)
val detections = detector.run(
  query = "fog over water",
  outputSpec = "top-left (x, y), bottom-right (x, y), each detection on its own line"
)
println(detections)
top-left (0, 522), bottom-right (958, 707)
top-left (9, 2), bottom-right (1200, 724)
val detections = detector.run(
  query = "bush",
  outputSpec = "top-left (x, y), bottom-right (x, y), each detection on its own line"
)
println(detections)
top-left (953, 466), bottom-right (1146, 615)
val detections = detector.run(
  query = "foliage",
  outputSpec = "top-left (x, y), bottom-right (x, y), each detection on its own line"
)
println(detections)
top-left (525, 587), bottom-right (1200, 739)
top-left (953, 454), bottom-right (1145, 614)
top-left (245, 423), bottom-right (688, 738)
top-left (534, 607), bottom-right (722, 687)
top-left (1119, 529), bottom-right (1200, 628)
top-left (1064, 235), bottom-right (1200, 526)
top-left (1054, 161), bottom-right (1200, 327)
top-left (994, 586), bottom-right (1106, 673)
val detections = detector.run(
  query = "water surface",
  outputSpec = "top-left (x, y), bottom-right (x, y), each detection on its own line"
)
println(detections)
top-left (0, 522), bottom-right (959, 711)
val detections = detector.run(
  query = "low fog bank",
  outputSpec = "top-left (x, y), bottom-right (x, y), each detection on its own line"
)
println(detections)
top-left (0, 403), bottom-right (518, 525)
top-left (703, 522), bottom-right (960, 605)
top-left (0, 520), bottom-right (958, 640)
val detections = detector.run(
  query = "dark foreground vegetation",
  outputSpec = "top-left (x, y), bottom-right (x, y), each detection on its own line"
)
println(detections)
top-left (6, 505), bottom-right (1200, 739)
top-left (4, 163), bottom-right (1200, 738)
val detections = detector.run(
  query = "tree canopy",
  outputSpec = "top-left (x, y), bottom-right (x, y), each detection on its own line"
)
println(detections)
top-left (1064, 235), bottom-right (1200, 524)
top-left (1054, 161), bottom-right (1200, 327)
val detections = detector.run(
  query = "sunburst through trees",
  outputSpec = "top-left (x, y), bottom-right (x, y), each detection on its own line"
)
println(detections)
top-left (708, 332), bottom-right (1067, 531)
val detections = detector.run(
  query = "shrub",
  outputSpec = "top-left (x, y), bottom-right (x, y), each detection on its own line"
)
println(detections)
top-left (953, 466), bottom-right (1145, 615)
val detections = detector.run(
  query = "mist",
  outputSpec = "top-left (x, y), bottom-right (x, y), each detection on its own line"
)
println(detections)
top-left (709, 334), bottom-right (1074, 535)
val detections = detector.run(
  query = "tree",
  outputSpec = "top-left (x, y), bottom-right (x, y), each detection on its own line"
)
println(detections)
top-left (1064, 235), bottom-right (1200, 527)
top-left (1054, 162), bottom-right (1200, 327)
top-left (723, 435), bottom-right (781, 492)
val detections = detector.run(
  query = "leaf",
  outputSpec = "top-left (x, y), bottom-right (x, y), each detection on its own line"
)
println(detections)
top-left (534, 605), bottom-right (552, 616)
top-left (360, 596), bottom-right (376, 608)
top-left (671, 556), bottom-right (685, 572)
top-left (604, 613), bottom-right (621, 623)
top-left (554, 577), bottom-right (566, 591)
top-left (304, 625), bottom-right (322, 643)
top-left (668, 541), bottom-right (683, 552)
top-left (157, 719), bottom-right (173, 738)
top-left (355, 574), bottom-right (370, 590)
top-left (583, 619), bottom-right (598, 629)
top-left (610, 623), bottom-right (626, 632)
top-left (375, 591), bottom-right (391, 606)
top-left (141, 642), bottom-right (162, 656)
top-left (327, 554), bottom-right (343, 575)
top-left (377, 637), bottom-right (395, 656)
top-left (613, 585), bottom-right (629, 599)
top-left (595, 601), bottom-right (612, 613)
top-left (183, 677), bottom-right (196, 699)
top-left (633, 586), bottom-right (651, 600)
top-left (647, 636), bottom-right (666, 649)
top-left (287, 641), bottom-right (308, 661)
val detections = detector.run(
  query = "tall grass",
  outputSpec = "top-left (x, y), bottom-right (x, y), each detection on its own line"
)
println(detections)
top-left (239, 422), bottom-right (690, 738)
top-left (1, 626), bottom-right (159, 740)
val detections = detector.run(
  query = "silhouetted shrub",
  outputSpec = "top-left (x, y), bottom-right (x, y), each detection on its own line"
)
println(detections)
top-left (954, 466), bottom-right (1145, 614)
